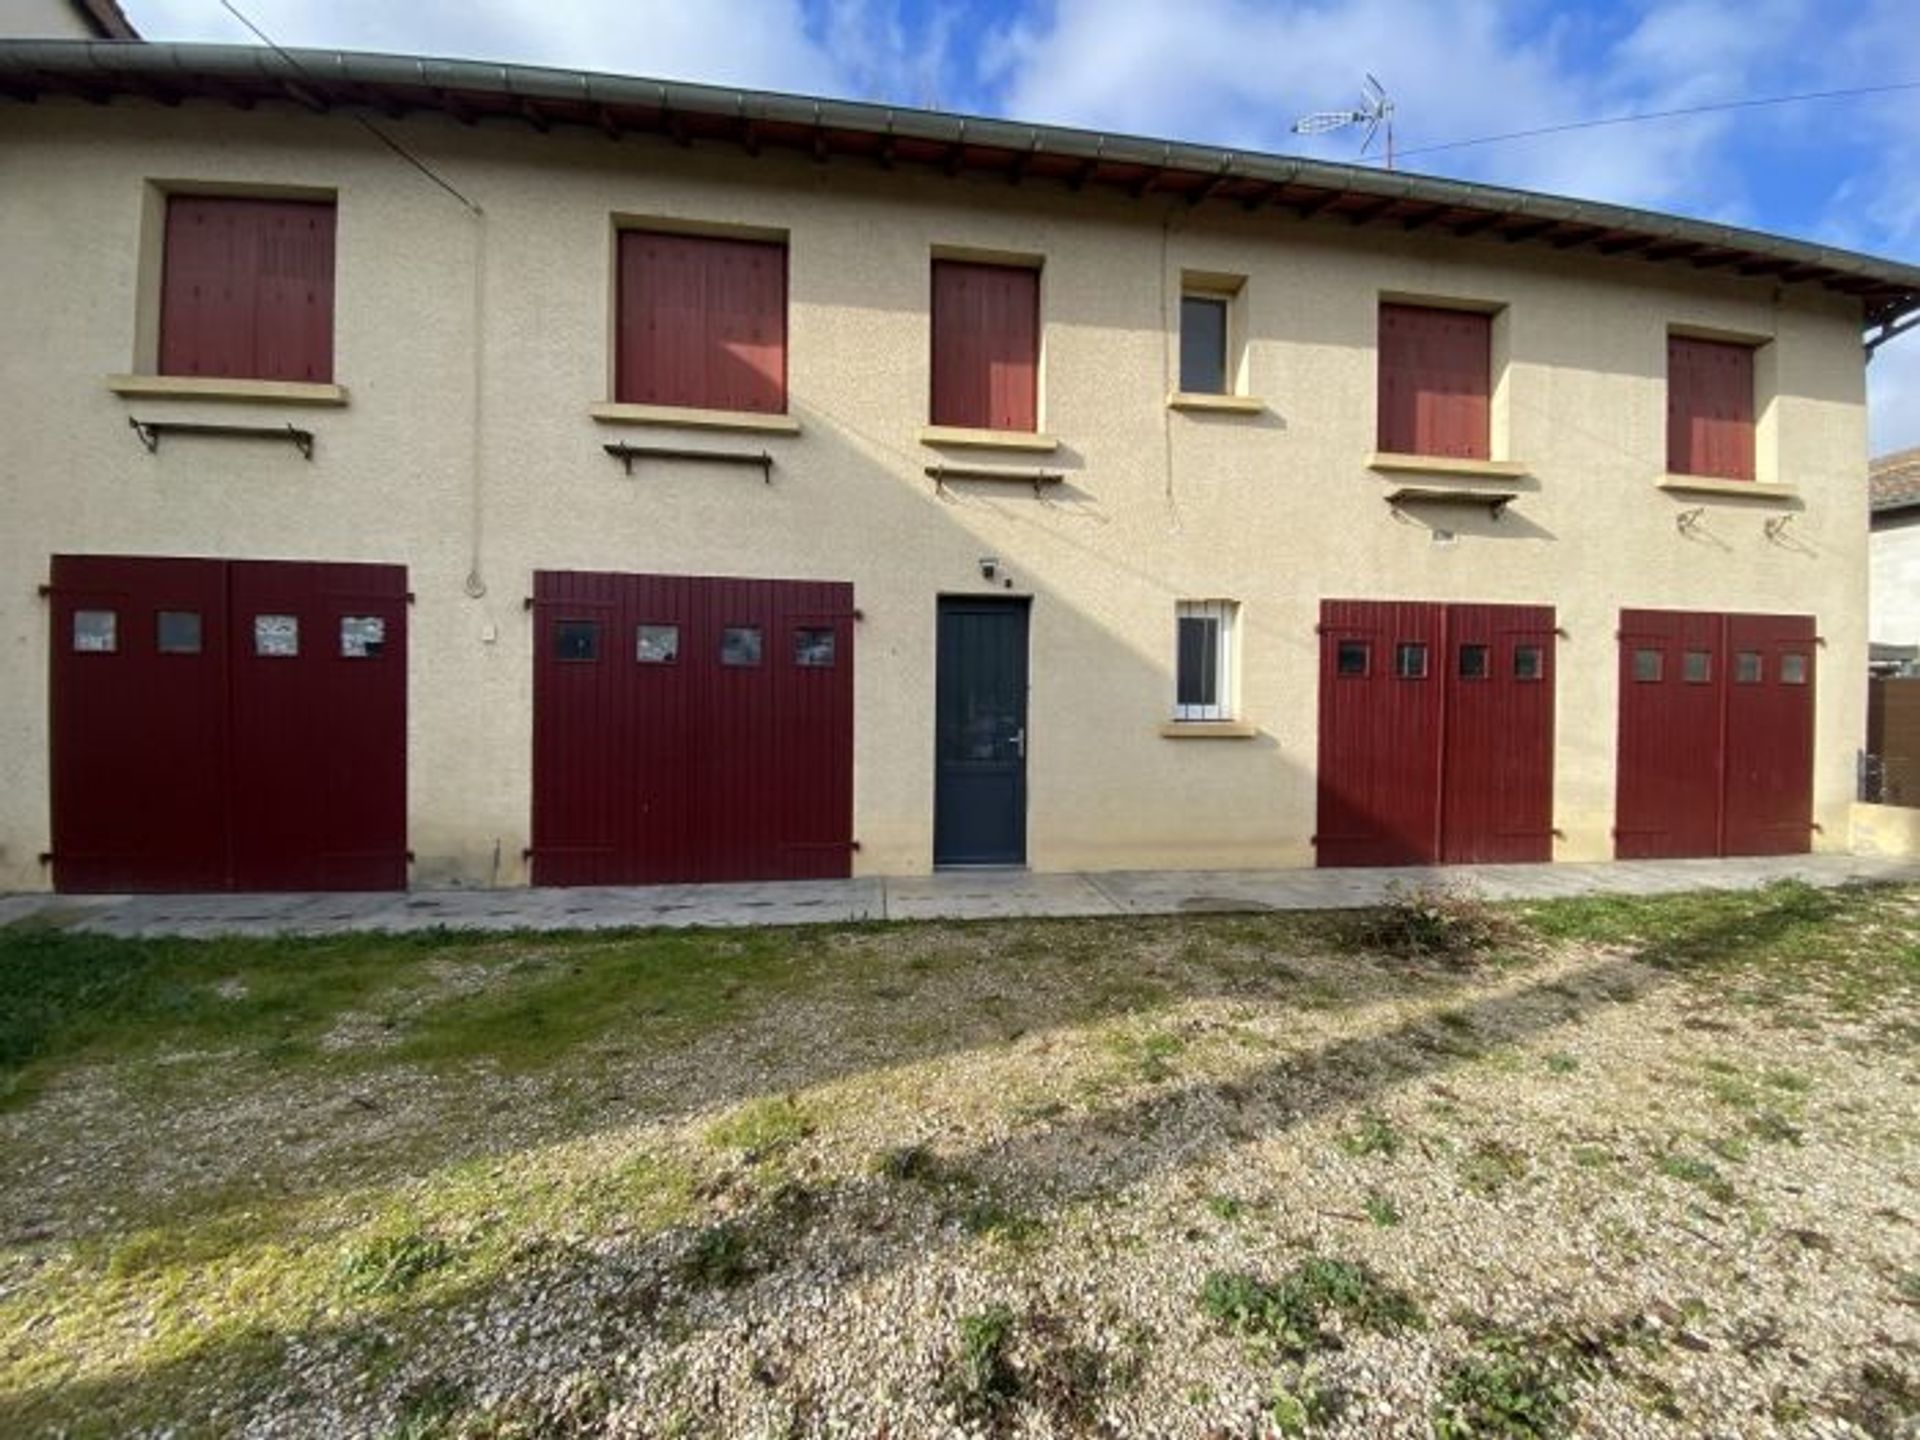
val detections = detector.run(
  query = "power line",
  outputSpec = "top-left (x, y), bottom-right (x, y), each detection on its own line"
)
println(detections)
top-left (1388, 78), bottom-right (1920, 163)
top-left (217, 0), bottom-right (482, 215)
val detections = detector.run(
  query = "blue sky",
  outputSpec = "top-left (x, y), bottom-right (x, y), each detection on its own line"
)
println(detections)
top-left (122, 0), bottom-right (1920, 452)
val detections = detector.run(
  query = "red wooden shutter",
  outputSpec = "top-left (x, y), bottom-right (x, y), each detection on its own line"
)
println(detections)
top-left (616, 232), bottom-right (787, 412)
top-left (931, 260), bottom-right (1039, 431)
top-left (160, 196), bottom-right (335, 382)
top-left (1377, 303), bottom-right (1491, 459)
top-left (1667, 336), bottom-right (1754, 479)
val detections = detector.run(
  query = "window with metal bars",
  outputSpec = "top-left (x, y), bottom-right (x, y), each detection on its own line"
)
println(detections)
top-left (1174, 600), bottom-right (1238, 720)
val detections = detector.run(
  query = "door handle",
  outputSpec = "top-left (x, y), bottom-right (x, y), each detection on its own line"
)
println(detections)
top-left (1013, 727), bottom-right (1026, 759)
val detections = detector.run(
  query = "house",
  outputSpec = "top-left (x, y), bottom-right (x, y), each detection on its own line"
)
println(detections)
top-left (1871, 447), bottom-right (1920, 672)
top-left (2, 37), bottom-right (1917, 894)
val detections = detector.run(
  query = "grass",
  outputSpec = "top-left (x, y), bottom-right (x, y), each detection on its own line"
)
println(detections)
top-left (1336, 1112), bottom-right (1404, 1159)
top-left (940, 1304), bottom-right (1022, 1424)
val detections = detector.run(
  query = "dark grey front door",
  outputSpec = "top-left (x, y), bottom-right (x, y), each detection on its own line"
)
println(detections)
top-left (934, 597), bottom-right (1029, 866)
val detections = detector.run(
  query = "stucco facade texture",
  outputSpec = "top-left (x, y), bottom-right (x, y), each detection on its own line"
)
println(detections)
top-left (0, 101), bottom-right (1871, 890)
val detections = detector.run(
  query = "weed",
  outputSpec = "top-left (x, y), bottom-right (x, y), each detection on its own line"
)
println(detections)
top-left (1199, 1255), bottom-right (1423, 1359)
top-left (1707, 1134), bottom-right (1751, 1164)
top-left (1265, 1364), bottom-right (1339, 1434)
top-left (338, 1231), bottom-right (454, 1298)
top-left (1207, 1195), bottom-right (1246, 1222)
top-left (1459, 1141), bottom-right (1528, 1197)
top-left (1337, 1113), bottom-right (1403, 1159)
top-left (679, 1222), bottom-right (753, 1288)
top-left (1351, 884), bottom-right (1523, 963)
top-left (941, 1304), bottom-right (1022, 1425)
top-left (1105, 1026), bottom-right (1187, 1082)
top-left (875, 1143), bottom-right (944, 1183)
top-left (1570, 1145), bottom-right (1612, 1170)
top-left (1545, 1052), bottom-right (1579, 1075)
top-left (1896, 1270), bottom-right (1920, 1306)
top-left (705, 1096), bottom-right (812, 1159)
top-left (389, 1377), bottom-right (464, 1440)
top-left (1745, 1110), bottom-right (1804, 1146)
top-left (961, 1198), bottom-right (1046, 1247)
top-left (1364, 1191), bottom-right (1402, 1228)
top-left (1434, 1334), bottom-right (1571, 1438)
top-left (1655, 1153), bottom-right (1737, 1206)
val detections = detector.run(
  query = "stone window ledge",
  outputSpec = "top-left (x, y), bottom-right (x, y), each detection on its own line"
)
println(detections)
top-left (919, 424), bottom-right (1060, 453)
top-left (590, 402), bottom-right (801, 434)
top-left (107, 375), bottom-right (349, 406)
top-left (1159, 720), bottom-right (1258, 739)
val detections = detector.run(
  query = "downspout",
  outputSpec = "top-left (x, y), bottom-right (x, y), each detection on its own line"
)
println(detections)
top-left (465, 205), bottom-right (488, 599)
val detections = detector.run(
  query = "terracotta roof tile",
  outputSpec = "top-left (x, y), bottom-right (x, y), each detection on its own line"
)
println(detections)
top-left (1872, 446), bottom-right (1920, 511)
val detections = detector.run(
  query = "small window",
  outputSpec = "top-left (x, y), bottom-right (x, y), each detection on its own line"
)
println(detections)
top-left (793, 628), bottom-right (836, 667)
top-left (1179, 294), bottom-right (1229, 394)
top-left (156, 610), bottom-right (202, 654)
top-left (340, 616), bottom-right (386, 659)
top-left (1735, 651), bottom-right (1763, 684)
top-left (636, 624), bottom-right (680, 664)
top-left (1514, 645), bottom-right (1544, 681)
top-left (1633, 649), bottom-right (1663, 683)
top-left (555, 620), bottom-right (599, 662)
top-left (1336, 640), bottom-right (1369, 677)
top-left (73, 610), bottom-right (117, 653)
top-left (1174, 600), bottom-right (1237, 720)
top-left (722, 626), bottom-right (763, 667)
top-left (1780, 653), bottom-right (1809, 685)
top-left (1683, 650), bottom-right (1712, 684)
top-left (1395, 642), bottom-right (1429, 680)
top-left (254, 614), bottom-right (299, 657)
top-left (1458, 644), bottom-right (1490, 680)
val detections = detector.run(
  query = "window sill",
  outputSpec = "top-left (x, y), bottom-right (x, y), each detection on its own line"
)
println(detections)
top-left (919, 424), bottom-right (1060, 453)
top-left (1160, 720), bottom-right (1258, 739)
top-left (1368, 452), bottom-right (1528, 481)
top-left (590, 402), bottom-right (801, 435)
top-left (1657, 474), bottom-right (1794, 499)
top-left (107, 375), bottom-right (349, 406)
top-left (1167, 392), bottom-right (1265, 415)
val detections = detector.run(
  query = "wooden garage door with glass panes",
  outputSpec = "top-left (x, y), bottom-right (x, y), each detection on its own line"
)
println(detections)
top-left (48, 554), bottom-right (408, 892)
top-left (1316, 599), bottom-right (1556, 867)
top-left (529, 571), bottom-right (855, 885)
top-left (1615, 610), bottom-right (1815, 858)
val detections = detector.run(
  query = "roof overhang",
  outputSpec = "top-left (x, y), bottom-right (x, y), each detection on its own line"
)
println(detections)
top-left (3, 39), bottom-right (1916, 340)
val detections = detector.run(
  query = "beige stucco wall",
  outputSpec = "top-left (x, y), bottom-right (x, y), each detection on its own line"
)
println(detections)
top-left (1870, 511), bottom-right (1920, 647)
top-left (0, 100), bottom-right (1871, 890)
top-left (0, 0), bottom-right (92, 40)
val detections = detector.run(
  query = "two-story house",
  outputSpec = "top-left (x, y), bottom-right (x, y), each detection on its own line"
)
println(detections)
top-left (3, 36), bottom-right (1917, 894)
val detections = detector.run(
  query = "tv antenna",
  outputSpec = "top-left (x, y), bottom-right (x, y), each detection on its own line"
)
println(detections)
top-left (1292, 74), bottom-right (1396, 168)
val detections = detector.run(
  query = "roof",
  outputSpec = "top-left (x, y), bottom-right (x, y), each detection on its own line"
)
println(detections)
top-left (69, 2), bottom-right (137, 41)
top-left (1, 38), bottom-right (1916, 337)
top-left (1872, 447), bottom-right (1920, 513)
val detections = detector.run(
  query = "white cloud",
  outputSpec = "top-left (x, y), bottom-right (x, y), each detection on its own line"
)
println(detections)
top-left (971, 0), bottom-right (1810, 214)
top-left (121, 1), bottom-right (843, 92)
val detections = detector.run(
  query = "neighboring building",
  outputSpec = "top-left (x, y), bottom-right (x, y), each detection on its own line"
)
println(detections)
top-left (2, 41), bottom-right (1917, 893)
top-left (1871, 447), bottom-right (1920, 665)
top-left (0, 0), bottom-right (136, 41)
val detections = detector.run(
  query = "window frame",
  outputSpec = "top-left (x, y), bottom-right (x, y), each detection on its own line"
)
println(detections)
top-left (1172, 599), bottom-right (1239, 722)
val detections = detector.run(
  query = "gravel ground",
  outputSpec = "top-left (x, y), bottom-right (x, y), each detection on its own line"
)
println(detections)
top-left (2, 891), bottom-right (1917, 1438)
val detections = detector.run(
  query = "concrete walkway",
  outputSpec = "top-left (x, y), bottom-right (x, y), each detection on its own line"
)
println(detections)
top-left (1, 852), bottom-right (1915, 939)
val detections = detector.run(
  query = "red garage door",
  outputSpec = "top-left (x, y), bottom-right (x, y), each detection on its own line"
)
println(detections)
top-left (1616, 610), bottom-right (1815, 858)
top-left (530, 571), bottom-right (854, 886)
top-left (49, 555), bottom-right (408, 893)
top-left (1317, 600), bottom-right (1555, 867)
